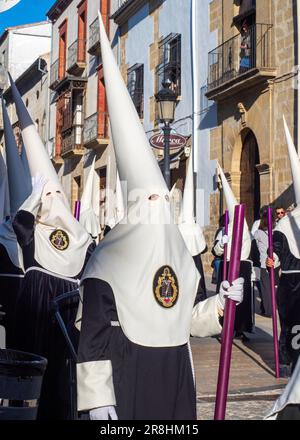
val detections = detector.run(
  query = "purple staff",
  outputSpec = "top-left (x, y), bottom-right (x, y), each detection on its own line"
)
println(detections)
top-left (267, 207), bottom-right (280, 379)
top-left (74, 200), bottom-right (81, 221)
top-left (222, 210), bottom-right (229, 281)
top-left (214, 204), bottom-right (245, 420)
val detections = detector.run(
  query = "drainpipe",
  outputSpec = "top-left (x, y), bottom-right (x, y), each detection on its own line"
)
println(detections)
top-left (191, 0), bottom-right (199, 214)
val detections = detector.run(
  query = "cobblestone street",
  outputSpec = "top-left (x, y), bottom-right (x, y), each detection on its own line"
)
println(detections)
top-left (193, 279), bottom-right (288, 420)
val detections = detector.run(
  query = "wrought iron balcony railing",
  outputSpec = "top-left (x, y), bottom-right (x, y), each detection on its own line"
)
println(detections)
top-left (207, 23), bottom-right (274, 92)
top-left (83, 112), bottom-right (109, 148)
top-left (61, 125), bottom-right (84, 157)
top-left (67, 39), bottom-right (86, 74)
top-left (130, 88), bottom-right (144, 119)
top-left (88, 18), bottom-right (100, 55)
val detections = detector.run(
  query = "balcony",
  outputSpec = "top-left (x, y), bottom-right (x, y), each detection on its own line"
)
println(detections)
top-left (61, 125), bottom-right (85, 158)
top-left (83, 112), bottom-right (109, 150)
top-left (50, 59), bottom-right (59, 90)
top-left (67, 39), bottom-right (86, 76)
top-left (206, 24), bottom-right (276, 101)
top-left (111, 0), bottom-right (148, 26)
top-left (88, 18), bottom-right (100, 55)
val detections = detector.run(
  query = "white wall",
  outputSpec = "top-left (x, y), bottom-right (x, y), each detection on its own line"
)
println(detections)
top-left (196, 0), bottom-right (218, 226)
top-left (158, 0), bottom-right (193, 138)
top-left (9, 23), bottom-right (52, 80)
top-left (125, 3), bottom-right (153, 132)
top-left (8, 55), bottom-right (50, 143)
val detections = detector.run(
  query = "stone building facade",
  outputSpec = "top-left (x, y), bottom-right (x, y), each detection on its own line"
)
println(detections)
top-left (111, 0), bottom-right (217, 228)
top-left (202, 0), bottom-right (298, 271)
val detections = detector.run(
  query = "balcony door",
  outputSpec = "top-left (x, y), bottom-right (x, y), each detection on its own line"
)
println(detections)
top-left (78, 0), bottom-right (87, 63)
top-left (59, 20), bottom-right (67, 80)
top-left (240, 130), bottom-right (260, 225)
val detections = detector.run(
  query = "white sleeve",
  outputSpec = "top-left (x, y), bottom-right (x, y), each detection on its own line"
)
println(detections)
top-left (191, 295), bottom-right (222, 338)
top-left (213, 230), bottom-right (224, 257)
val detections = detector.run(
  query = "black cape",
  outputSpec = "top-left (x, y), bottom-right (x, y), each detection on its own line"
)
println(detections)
top-left (273, 230), bottom-right (300, 368)
top-left (0, 243), bottom-right (23, 348)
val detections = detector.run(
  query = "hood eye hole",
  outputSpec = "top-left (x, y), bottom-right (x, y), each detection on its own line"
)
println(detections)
top-left (46, 192), bottom-right (51, 196)
top-left (56, 190), bottom-right (61, 194)
top-left (148, 194), bottom-right (160, 201)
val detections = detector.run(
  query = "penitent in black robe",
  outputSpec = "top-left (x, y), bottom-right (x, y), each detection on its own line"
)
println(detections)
top-left (12, 210), bottom-right (95, 420)
top-left (0, 244), bottom-right (23, 348)
top-left (273, 230), bottom-right (300, 369)
top-left (77, 275), bottom-right (208, 421)
top-left (216, 260), bottom-right (253, 334)
top-left (213, 239), bottom-right (253, 334)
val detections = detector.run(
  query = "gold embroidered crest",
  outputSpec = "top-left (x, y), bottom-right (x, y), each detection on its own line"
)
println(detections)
top-left (49, 229), bottom-right (69, 251)
top-left (153, 266), bottom-right (179, 308)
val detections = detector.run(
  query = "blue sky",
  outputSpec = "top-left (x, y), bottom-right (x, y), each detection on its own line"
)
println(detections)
top-left (0, 0), bottom-right (54, 35)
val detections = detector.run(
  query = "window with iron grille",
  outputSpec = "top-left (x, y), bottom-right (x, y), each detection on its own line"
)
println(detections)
top-left (156, 33), bottom-right (181, 96)
top-left (127, 64), bottom-right (144, 119)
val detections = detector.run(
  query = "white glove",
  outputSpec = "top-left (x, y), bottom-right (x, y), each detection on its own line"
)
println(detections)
top-left (31, 173), bottom-right (48, 198)
top-left (216, 278), bottom-right (244, 310)
top-left (89, 406), bottom-right (118, 420)
top-left (220, 234), bottom-right (228, 247)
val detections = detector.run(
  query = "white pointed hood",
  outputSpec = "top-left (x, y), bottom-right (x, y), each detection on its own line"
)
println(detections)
top-left (106, 170), bottom-right (125, 229)
top-left (0, 0), bottom-right (21, 13)
top-left (8, 72), bottom-right (60, 186)
top-left (0, 147), bottom-right (23, 269)
top-left (218, 164), bottom-right (251, 260)
top-left (9, 74), bottom-right (92, 277)
top-left (178, 154), bottom-right (206, 256)
top-left (0, 218), bottom-right (24, 269)
top-left (80, 157), bottom-right (101, 239)
top-left (2, 98), bottom-right (31, 216)
top-left (283, 116), bottom-right (300, 205)
top-left (78, 13), bottom-right (200, 348)
top-left (20, 145), bottom-right (32, 194)
top-left (275, 117), bottom-right (300, 259)
top-left (96, 14), bottom-right (166, 195)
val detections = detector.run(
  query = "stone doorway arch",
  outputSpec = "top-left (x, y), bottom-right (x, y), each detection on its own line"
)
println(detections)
top-left (231, 128), bottom-right (261, 226)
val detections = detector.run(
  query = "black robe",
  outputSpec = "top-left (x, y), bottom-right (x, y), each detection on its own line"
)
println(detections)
top-left (0, 244), bottom-right (23, 348)
top-left (193, 253), bottom-right (207, 302)
top-left (213, 239), bottom-right (254, 334)
top-left (12, 210), bottom-right (95, 420)
top-left (277, 404), bottom-right (300, 420)
top-left (273, 230), bottom-right (300, 368)
top-left (77, 275), bottom-right (208, 421)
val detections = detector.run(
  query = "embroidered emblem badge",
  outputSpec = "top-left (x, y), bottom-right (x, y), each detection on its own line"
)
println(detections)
top-left (153, 266), bottom-right (179, 308)
top-left (49, 229), bottom-right (70, 251)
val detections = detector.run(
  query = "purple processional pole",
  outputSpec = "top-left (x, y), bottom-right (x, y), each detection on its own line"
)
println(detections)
top-left (214, 204), bottom-right (245, 420)
top-left (267, 207), bottom-right (280, 379)
top-left (222, 210), bottom-right (229, 281)
top-left (74, 200), bottom-right (81, 221)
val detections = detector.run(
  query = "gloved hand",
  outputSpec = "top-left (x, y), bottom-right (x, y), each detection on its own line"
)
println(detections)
top-left (89, 406), bottom-right (118, 420)
top-left (216, 278), bottom-right (244, 310)
top-left (220, 234), bottom-right (228, 247)
top-left (31, 173), bottom-right (48, 198)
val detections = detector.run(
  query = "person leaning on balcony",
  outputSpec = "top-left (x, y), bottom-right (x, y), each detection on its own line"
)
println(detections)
top-left (240, 20), bottom-right (251, 72)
